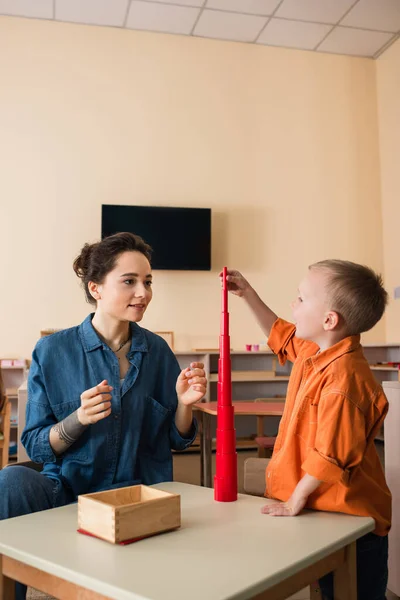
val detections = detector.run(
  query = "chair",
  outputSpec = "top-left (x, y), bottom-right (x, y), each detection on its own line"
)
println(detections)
top-left (243, 457), bottom-right (323, 600)
top-left (0, 397), bottom-right (11, 469)
top-left (254, 398), bottom-right (281, 458)
top-left (254, 435), bottom-right (276, 458)
top-left (7, 460), bottom-right (43, 472)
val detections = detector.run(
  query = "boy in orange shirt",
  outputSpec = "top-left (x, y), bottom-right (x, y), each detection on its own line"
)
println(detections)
top-left (224, 260), bottom-right (391, 600)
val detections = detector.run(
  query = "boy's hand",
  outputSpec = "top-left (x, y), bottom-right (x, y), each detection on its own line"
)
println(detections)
top-left (261, 495), bottom-right (307, 517)
top-left (219, 269), bottom-right (251, 298)
top-left (176, 362), bottom-right (207, 406)
top-left (261, 473), bottom-right (321, 517)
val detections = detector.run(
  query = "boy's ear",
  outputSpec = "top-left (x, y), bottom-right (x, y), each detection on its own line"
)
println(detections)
top-left (323, 310), bottom-right (340, 331)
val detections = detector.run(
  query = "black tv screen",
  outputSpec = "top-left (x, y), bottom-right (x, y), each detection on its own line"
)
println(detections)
top-left (101, 205), bottom-right (211, 271)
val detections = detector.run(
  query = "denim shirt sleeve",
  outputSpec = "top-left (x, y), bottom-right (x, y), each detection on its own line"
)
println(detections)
top-left (155, 339), bottom-right (197, 451)
top-left (170, 414), bottom-right (197, 451)
top-left (21, 346), bottom-right (58, 463)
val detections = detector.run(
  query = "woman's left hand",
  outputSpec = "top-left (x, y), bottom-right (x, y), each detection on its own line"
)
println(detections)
top-left (176, 362), bottom-right (207, 406)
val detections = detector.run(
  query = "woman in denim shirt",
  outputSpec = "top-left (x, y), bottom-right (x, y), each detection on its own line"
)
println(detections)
top-left (0, 232), bottom-right (206, 600)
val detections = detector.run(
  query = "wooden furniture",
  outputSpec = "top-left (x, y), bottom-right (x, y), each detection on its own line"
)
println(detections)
top-left (382, 380), bottom-right (400, 596)
top-left (0, 399), bottom-right (11, 470)
top-left (179, 345), bottom-right (399, 447)
top-left (254, 435), bottom-right (276, 458)
top-left (0, 359), bottom-right (27, 462)
top-left (0, 482), bottom-right (374, 600)
top-left (193, 401), bottom-right (285, 487)
top-left (254, 398), bottom-right (279, 458)
top-left (6, 460), bottom-right (42, 472)
top-left (78, 485), bottom-right (181, 544)
top-left (40, 329), bottom-right (60, 337)
top-left (154, 331), bottom-right (174, 351)
top-left (243, 458), bottom-right (322, 600)
top-left (243, 457), bottom-right (271, 496)
top-left (362, 344), bottom-right (400, 442)
top-left (17, 381), bottom-right (28, 462)
top-left (13, 345), bottom-right (398, 462)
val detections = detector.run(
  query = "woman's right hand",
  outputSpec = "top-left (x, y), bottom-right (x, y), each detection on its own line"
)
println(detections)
top-left (219, 269), bottom-right (251, 298)
top-left (77, 380), bottom-right (113, 426)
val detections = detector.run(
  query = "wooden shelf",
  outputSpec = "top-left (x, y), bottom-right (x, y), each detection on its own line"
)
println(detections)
top-left (209, 371), bottom-right (289, 383)
top-left (233, 397), bottom-right (286, 403)
top-left (371, 366), bottom-right (399, 371)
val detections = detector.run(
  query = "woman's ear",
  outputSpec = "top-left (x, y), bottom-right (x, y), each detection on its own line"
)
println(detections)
top-left (88, 281), bottom-right (101, 301)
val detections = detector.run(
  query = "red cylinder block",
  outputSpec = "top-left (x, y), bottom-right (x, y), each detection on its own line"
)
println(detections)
top-left (216, 451), bottom-right (238, 478)
top-left (214, 404), bottom-right (234, 429)
top-left (218, 359), bottom-right (232, 387)
top-left (214, 477), bottom-right (238, 502)
top-left (214, 266), bottom-right (238, 502)
top-left (215, 429), bottom-right (236, 453)
top-left (217, 382), bottom-right (231, 406)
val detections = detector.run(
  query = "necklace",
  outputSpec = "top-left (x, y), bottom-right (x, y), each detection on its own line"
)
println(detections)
top-left (113, 336), bottom-right (131, 353)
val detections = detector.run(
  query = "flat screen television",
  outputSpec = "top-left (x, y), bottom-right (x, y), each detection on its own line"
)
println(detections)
top-left (101, 205), bottom-right (211, 271)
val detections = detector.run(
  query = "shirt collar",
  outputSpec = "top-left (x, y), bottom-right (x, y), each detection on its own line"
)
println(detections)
top-left (79, 314), bottom-right (149, 354)
top-left (309, 334), bottom-right (361, 372)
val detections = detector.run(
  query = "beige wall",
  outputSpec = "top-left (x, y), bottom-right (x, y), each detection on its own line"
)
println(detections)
top-left (0, 17), bottom-right (385, 358)
top-left (376, 38), bottom-right (400, 342)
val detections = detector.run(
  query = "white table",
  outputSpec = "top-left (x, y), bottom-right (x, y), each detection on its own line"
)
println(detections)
top-left (0, 482), bottom-right (374, 600)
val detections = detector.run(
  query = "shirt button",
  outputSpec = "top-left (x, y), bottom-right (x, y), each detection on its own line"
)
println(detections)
top-left (114, 415), bottom-right (119, 420)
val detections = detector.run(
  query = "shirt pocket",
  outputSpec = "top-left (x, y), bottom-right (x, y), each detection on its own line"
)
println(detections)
top-left (139, 396), bottom-right (172, 458)
top-left (293, 395), bottom-right (318, 449)
top-left (51, 400), bottom-right (89, 460)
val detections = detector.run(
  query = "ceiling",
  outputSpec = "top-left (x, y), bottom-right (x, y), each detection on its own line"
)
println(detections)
top-left (1, 0), bottom-right (400, 59)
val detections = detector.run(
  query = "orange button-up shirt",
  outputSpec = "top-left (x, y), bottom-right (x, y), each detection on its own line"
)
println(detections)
top-left (266, 318), bottom-right (391, 536)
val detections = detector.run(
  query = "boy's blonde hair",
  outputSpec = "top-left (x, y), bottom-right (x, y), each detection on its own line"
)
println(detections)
top-left (309, 259), bottom-right (388, 335)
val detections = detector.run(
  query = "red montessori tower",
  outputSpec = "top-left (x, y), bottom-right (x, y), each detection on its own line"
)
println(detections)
top-left (214, 267), bottom-right (238, 502)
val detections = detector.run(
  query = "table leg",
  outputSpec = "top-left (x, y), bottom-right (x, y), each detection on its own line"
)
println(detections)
top-left (198, 411), bottom-right (204, 487)
top-left (200, 413), bottom-right (212, 488)
top-left (0, 555), bottom-right (15, 600)
top-left (204, 413), bottom-right (213, 488)
top-left (333, 542), bottom-right (357, 600)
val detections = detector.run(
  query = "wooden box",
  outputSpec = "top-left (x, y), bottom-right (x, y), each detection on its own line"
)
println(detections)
top-left (78, 485), bottom-right (181, 544)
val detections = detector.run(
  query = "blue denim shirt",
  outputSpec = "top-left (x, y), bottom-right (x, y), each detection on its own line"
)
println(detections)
top-left (21, 315), bottom-right (196, 498)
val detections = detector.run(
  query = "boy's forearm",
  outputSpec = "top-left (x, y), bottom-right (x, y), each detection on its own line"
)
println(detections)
top-left (243, 287), bottom-right (278, 338)
top-left (291, 473), bottom-right (322, 502)
top-left (262, 473), bottom-right (323, 516)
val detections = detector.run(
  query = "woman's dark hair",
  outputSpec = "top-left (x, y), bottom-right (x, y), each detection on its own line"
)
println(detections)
top-left (73, 232), bottom-right (152, 305)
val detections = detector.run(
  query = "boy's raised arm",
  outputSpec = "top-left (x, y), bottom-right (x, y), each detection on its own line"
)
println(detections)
top-left (222, 269), bottom-right (278, 338)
